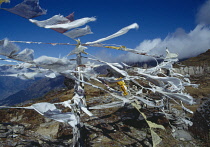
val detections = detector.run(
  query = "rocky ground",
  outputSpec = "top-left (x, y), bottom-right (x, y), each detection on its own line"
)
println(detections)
top-left (0, 79), bottom-right (209, 146)
top-left (0, 104), bottom-right (203, 147)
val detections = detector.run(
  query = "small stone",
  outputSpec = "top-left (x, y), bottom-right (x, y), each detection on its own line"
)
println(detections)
top-left (13, 125), bottom-right (25, 134)
top-left (144, 140), bottom-right (152, 147)
top-left (179, 138), bottom-right (185, 141)
top-left (0, 124), bottom-right (7, 130)
top-left (0, 129), bottom-right (7, 133)
top-left (139, 131), bottom-right (147, 139)
top-left (38, 139), bottom-right (43, 145)
top-left (44, 117), bottom-right (52, 123)
top-left (0, 131), bottom-right (11, 138)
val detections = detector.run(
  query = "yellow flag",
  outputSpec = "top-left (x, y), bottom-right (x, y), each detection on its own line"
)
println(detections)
top-left (116, 77), bottom-right (129, 96)
top-left (0, 0), bottom-right (10, 5)
top-left (131, 102), bottom-right (165, 147)
top-left (104, 45), bottom-right (126, 50)
top-left (151, 130), bottom-right (162, 147)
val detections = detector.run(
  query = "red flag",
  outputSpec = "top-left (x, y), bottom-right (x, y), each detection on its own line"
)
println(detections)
top-left (51, 12), bottom-right (75, 33)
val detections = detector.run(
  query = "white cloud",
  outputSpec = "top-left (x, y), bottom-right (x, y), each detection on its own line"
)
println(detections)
top-left (118, 24), bottom-right (210, 62)
top-left (94, 49), bottom-right (117, 62)
top-left (196, 0), bottom-right (210, 25)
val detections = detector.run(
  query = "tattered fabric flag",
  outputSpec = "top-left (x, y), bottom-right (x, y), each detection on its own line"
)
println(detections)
top-left (0, 0), bottom-right (10, 5)
top-left (0, 102), bottom-right (80, 146)
top-left (0, 57), bottom-right (20, 64)
top-left (34, 55), bottom-right (76, 72)
top-left (67, 44), bottom-right (88, 56)
top-left (65, 12), bottom-right (74, 22)
top-left (139, 73), bottom-right (183, 90)
top-left (1, 72), bottom-right (39, 80)
top-left (158, 90), bottom-right (194, 105)
top-left (134, 96), bottom-right (164, 108)
top-left (45, 72), bottom-right (56, 78)
top-left (0, 39), bottom-right (19, 57)
top-left (18, 72), bottom-right (39, 80)
top-left (31, 102), bottom-right (78, 128)
top-left (30, 16), bottom-right (96, 31)
top-left (51, 12), bottom-right (75, 33)
top-left (11, 48), bottom-right (34, 62)
top-left (44, 17), bottom-right (96, 30)
top-left (0, 102), bottom-right (78, 128)
top-left (89, 101), bottom-right (125, 109)
top-left (70, 94), bottom-right (93, 116)
top-left (86, 23), bottom-right (139, 44)
top-left (2, 0), bottom-right (46, 19)
top-left (29, 15), bottom-right (69, 27)
top-left (105, 62), bottom-right (128, 77)
top-left (63, 25), bottom-right (93, 39)
top-left (165, 48), bottom-right (178, 59)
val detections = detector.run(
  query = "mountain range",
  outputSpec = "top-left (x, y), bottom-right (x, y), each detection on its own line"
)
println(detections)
top-left (0, 75), bottom-right (66, 106)
top-left (0, 65), bottom-right (36, 101)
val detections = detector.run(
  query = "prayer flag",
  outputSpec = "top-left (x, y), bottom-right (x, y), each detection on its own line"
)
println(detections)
top-left (30, 15), bottom-right (96, 34)
top-left (86, 23), bottom-right (139, 44)
top-left (51, 12), bottom-right (75, 33)
top-left (63, 25), bottom-right (93, 39)
top-left (11, 48), bottom-right (34, 62)
top-left (0, 39), bottom-right (19, 57)
top-left (2, 0), bottom-right (46, 19)
top-left (43, 17), bottom-right (96, 30)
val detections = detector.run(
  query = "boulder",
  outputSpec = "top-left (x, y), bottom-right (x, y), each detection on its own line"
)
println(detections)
top-left (190, 99), bottom-right (210, 142)
top-left (36, 121), bottom-right (60, 139)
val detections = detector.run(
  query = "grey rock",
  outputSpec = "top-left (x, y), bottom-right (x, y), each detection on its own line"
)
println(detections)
top-left (172, 129), bottom-right (193, 141)
top-left (5, 140), bottom-right (18, 146)
top-left (0, 131), bottom-right (11, 138)
top-left (138, 130), bottom-right (147, 139)
top-left (144, 140), bottom-right (152, 147)
top-left (174, 66), bottom-right (209, 76)
top-left (0, 124), bottom-right (7, 130)
top-left (190, 99), bottom-right (210, 142)
top-left (36, 121), bottom-right (60, 139)
top-left (12, 125), bottom-right (25, 134)
top-left (0, 129), bottom-right (7, 133)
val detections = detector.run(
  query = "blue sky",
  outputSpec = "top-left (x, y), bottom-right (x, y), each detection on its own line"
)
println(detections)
top-left (1, 0), bottom-right (210, 63)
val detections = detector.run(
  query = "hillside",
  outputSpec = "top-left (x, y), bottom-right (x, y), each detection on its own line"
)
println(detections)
top-left (178, 49), bottom-right (210, 66)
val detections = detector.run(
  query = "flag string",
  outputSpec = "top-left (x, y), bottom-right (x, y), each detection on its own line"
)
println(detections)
top-left (9, 40), bottom-right (76, 46)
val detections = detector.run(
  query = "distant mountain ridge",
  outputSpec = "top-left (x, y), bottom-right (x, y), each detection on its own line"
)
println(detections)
top-left (0, 76), bottom-right (35, 100)
top-left (0, 65), bottom-right (36, 100)
top-left (173, 49), bottom-right (210, 75)
top-left (179, 49), bottom-right (210, 66)
top-left (0, 76), bottom-right (66, 106)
